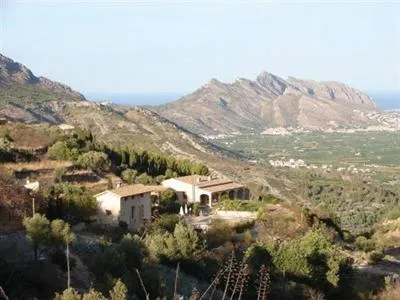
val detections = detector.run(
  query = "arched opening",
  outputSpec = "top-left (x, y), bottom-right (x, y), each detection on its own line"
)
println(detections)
top-left (200, 194), bottom-right (210, 206)
top-left (236, 189), bottom-right (244, 200)
top-left (212, 193), bottom-right (219, 204)
top-left (243, 188), bottom-right (250, 200)
top-left (228, 190), bottom-right (235, 200)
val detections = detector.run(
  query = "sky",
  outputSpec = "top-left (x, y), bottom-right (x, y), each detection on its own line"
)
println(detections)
top-left (1, 0), bottom-right (400, 96)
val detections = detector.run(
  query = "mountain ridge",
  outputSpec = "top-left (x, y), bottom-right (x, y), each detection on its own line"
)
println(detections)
top-left (0, 53), bottom-right (243, 162)
top-left (0, 53), bottom-right (85, 100)
top-left (156, 72), bottom-right (379, 135)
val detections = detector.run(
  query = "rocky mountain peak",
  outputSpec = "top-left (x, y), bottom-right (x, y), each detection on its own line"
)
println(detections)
top-left (0, 53), bottom-right (39, 85)
top-left (157, 71), bottom-right (379, 135)
top-left (0, 53), bottom-right (85, 100)
top-left (256, 71), bottom-right (287, 96)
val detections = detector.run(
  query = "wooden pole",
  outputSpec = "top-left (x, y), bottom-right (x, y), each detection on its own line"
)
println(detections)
top-left (67, 242), bottom-right (70, 288)
top-left (173, 262), bottom-right (180, 299)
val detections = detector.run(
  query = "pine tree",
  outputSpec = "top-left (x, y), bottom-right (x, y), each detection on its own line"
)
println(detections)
top-left (109, 279), bottom-right (128, 300)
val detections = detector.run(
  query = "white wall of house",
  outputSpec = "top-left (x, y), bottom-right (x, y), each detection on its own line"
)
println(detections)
top-left (162, 178), bottom-right (211, 203)
top-left (95, 191), bottom-right (152, 231)
top-left (96, 191), bottom-right (121, 225)
top-left (120, 193), bottom-right (152, 231)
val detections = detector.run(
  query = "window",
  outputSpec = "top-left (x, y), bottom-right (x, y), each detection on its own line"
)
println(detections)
top-left (105, 209), bottom-right (112, 216)
top-left (140, 204), bottom-right (144, 220)
top-left (131, 206), bottom-right (136, 219)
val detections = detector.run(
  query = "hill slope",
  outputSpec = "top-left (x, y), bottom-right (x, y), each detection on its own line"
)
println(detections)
top-left (156, 72), bottom-right (379, 135)
top-left (0, 53), bottom-right (242, 161)
top-left (0, 53), bottom-right (86, 123)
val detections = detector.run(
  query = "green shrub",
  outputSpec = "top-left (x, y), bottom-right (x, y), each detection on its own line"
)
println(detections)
top-left (77, 151), bottom-right (110, 173)
top-left (159, 189), bottom-right (180, 214)
top-left (205, 219), bottom-right (233, 249)
top-left (368, 250), bottom-right (384, 265)
top-left (244, 230), bottom-right (253, 244)
top-left (121, 169), bottom-right (138, 184)
top-left (261, 194), bottom-right (281, 204)
top-left (273, 228), bottom-right (351, 287)
top-left (342, 231), bottom-right (355, 243)
top-left (150, 214), bottom-right (180, 233)
top-left (145, 223), bottom-right (203, 261)
top-left (355, 236), bottom-right (376, 252)
top-left (48, 141), bottom-right (79, 161)
top-left (191, 203), bottom-right (200, 216)
top-left (233, 219), bottom-right (255, 233)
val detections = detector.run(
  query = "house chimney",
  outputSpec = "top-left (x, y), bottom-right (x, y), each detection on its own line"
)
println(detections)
top-left (116, 181), bottom-right (122, 188)
top-left (208, 176), bottom-right (212, 181)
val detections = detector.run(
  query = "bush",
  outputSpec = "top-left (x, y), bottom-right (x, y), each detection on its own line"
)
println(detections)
top-left (342, 231), bottom-right (355, 243)
top-left (118, 221), bottom-right (128, 230)
top-left (150, 214), bottom-right (180, 233)
top-left (145, 223), bottom-right (203, 262)
top-left (77, 151), bottom-right (110, 173)
top-left (219, 200), bottom-right (263, 212)
top-left (368, 250), bottom-right (384, 265)
top-left (205, 219), bottom-right (233, 249)
top-left (261, 194), bottom-right (281, 204)
top-left (191, 203), bottom-right (200, 216)
top-left (355, 236), bottom-right (376, 252)
top-left (121, 169), bottom-right (137, 184)
top-left (244, 230), bottom-right (253, 244)
top-left (50, 249), bottom-right (76, 271)
top-left (48, 141), bottom-right (79, 161)
top-left (159, 189), bottom-right (180, 214)
top-left (233, 220), bottom-right (255, 233)
top-left (273, 228), bottom-right (352, 287)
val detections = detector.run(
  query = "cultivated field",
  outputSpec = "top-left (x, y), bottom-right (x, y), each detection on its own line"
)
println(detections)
top-left (215, 131), bottom-right (400, 167)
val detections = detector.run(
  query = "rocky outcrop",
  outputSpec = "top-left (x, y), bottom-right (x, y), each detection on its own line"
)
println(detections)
top-left (0, 53), bottom-right (85, 100)
top-left (156, 72), bottom-right (378, 135)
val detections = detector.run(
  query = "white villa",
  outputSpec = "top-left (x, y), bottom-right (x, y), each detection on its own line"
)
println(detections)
top-left (162, 175), bottom-right (249, 207)
top-left (94, 184), bottom-right (155, 231)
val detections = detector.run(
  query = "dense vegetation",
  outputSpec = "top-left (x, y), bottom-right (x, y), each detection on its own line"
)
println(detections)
top-left (2, 125), bottom-right (400, 299)
top-left (46, 128), bottom-right (209, 182)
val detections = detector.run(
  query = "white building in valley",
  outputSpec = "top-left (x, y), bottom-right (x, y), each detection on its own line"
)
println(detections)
top-left (94, 184), bottom-right (155, 231)
top-left (162, 175), bottom-right (249, 207)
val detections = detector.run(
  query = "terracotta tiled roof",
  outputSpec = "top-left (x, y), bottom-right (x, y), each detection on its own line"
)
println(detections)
top-left (109, 184), bottom-right (154, 197)
top-left (174, 175), bottom-right (233, 188)
top-left (201, 183), bottom-right (245, 193)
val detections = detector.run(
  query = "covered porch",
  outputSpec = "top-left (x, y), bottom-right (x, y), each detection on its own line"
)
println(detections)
top-left (200, 186), bottom-right (250, 207)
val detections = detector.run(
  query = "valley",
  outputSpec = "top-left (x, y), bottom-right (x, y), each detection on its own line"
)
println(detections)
top-left (2, 53), bottom-right (400, 299)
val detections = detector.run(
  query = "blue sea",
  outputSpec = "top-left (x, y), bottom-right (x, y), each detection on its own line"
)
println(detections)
top-left (368, 91), bottom-right (400, 110)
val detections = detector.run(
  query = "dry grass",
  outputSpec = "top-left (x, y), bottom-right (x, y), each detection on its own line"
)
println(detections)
top-left (374, 283), bottom-right (400, 300)
top-left (2, 160), bottom-right (73, 171)
top-left (0, 123), bottom-right (59, 149)
top-left (256, 203), bottom-right (308, 241)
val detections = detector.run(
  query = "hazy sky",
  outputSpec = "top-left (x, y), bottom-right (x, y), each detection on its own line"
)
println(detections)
top-left (1, 0), bottom-right (399, 94)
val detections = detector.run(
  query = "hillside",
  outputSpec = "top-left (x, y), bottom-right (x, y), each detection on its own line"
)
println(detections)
top-left (0, 53), bottom-right (244, 163)
top-left (0, 53), bottom-right (86, 123)
top-left (156, 72), bottom-right (379, 135)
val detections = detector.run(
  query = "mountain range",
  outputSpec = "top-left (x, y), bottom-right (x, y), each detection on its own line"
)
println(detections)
top-left (156, 72), bottom-right (380, 135)
top-left (0, 53), bottom-right (241, 162)
top-left (1, 52), bottom-right (397, 143)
